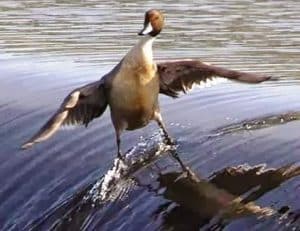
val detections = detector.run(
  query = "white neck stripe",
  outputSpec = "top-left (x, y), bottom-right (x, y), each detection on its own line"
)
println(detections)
top-left (141, 23), bottom-right (153, 35)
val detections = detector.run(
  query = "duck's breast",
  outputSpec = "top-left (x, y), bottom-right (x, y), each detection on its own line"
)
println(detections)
top-left (108, 62), bottom-right (159, 130)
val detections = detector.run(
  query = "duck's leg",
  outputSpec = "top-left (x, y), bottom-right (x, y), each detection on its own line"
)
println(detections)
top-left (115, 130), bottom-right (123, 159)
top-left (170, 150), bottom-right (193, 177)
top-left (111, 114), bottom-right (128, 159)
top-left (154, 111), bottom-right (174, 145)
top-left (113, 121), bottom-right (126, 159)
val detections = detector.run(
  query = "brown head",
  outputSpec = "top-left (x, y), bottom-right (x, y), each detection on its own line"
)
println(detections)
top-left (138, 9), bottom-right (164, 37)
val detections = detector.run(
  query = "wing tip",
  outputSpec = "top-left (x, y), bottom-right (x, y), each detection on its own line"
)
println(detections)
top-left (21, 141), bottom-right (34, 150)
top-left (258, 75), bottom-right (272, 82)
top-left (238, 74), bottom-right (273, 83)
top-left (258, 74), bottom-right (280, 83)
top-left (268, 75), bottom-right (280, 82)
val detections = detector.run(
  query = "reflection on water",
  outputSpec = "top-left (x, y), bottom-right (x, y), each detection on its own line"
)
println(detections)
top-left (0, 0), bottom-right (300, 230)
top-left (155, 162), bottom-right (300, 230)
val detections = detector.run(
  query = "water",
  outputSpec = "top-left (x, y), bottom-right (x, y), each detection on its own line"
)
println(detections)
top-left (0, 1), bottom-right (300, 230)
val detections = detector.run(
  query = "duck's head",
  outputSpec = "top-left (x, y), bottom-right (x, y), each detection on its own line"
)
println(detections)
top-left (138, 9), bottom-right (164, 37)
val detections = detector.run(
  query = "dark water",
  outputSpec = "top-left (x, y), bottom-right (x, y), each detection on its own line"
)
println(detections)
top-left (0, 1), bottom-right (300, 230)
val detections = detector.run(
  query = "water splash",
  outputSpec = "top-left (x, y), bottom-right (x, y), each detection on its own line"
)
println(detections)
top-left (85, 131), bottom-right (177, 205)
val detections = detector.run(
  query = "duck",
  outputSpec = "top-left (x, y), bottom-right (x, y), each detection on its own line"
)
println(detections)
top-left (21, 9), bottom-right (271, 157)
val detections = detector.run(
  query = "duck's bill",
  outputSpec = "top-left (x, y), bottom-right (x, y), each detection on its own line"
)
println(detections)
top-left (138, 23), bottom-right (153, 35)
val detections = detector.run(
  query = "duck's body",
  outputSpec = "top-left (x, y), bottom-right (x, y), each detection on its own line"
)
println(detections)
top-left (108, 36), bottom-right (159, 132)
top-left (21, 9), bottom-right (272, 157)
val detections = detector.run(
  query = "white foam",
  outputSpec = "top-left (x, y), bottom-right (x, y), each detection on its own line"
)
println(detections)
top-left (85, 131), bottom-right (176, 205)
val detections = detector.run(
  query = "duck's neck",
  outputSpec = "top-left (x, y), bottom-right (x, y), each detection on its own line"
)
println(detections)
top-left (137, 35), bottom-right (155, 61)
top-left (123, 35), bottom-right (156, 69)
top-left (125, 35), bottom-right (155, 67)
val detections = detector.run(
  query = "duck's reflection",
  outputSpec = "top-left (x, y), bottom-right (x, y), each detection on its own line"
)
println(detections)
top-left (32, 147), bottom-right (300, 230)
top-left (135, 152), bottom-right (299, 230)
top-left (209, 163), bottom-right (300, 204)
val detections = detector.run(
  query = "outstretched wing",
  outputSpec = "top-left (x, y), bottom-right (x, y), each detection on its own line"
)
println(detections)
top-left (21, 79), bottom-right (107, 149)
top-left (157, 60), bottom-right (271, 98)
